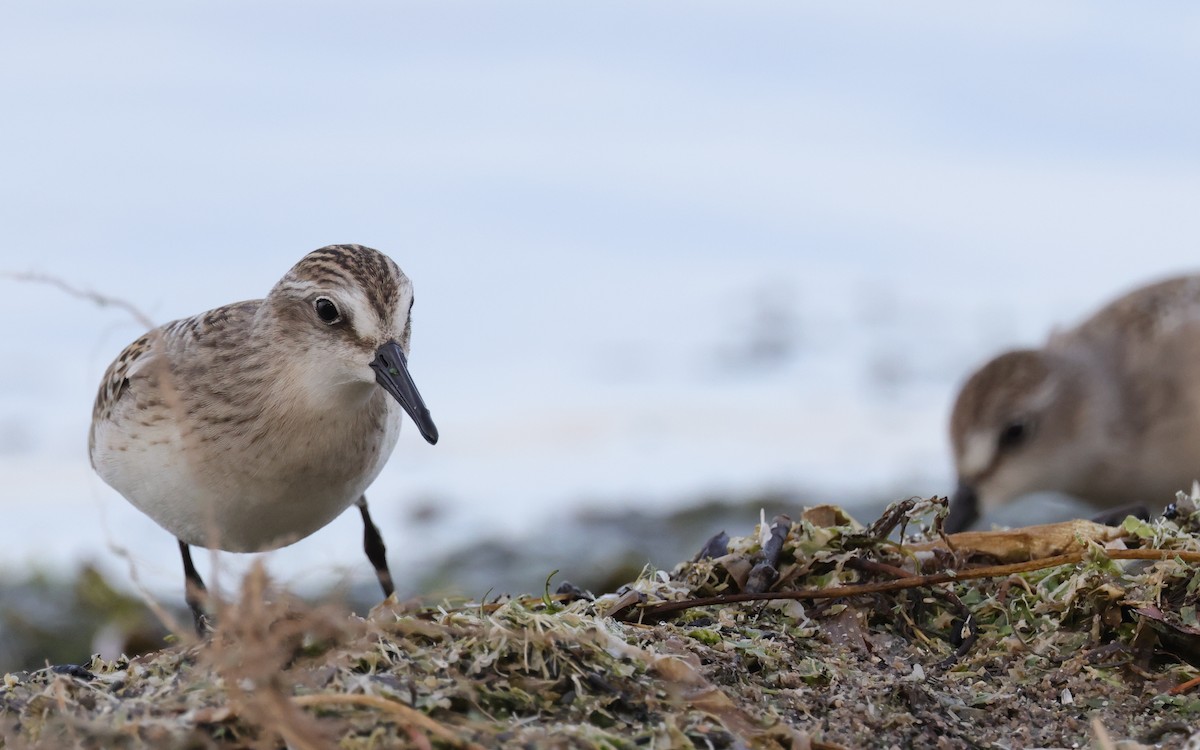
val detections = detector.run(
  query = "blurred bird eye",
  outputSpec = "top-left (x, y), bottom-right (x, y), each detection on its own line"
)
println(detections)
top-left (998, 420), bottom-right (1030, 451)
top-left (314, 297), bottom-right (341, 324)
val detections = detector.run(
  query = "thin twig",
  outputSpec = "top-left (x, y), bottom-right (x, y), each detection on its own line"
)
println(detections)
top-left (845, 557), bottom-right (914, 580)
top-left (1, 271), bottom-right (157, 329)
top-left (292, 693), bottom-right (483, 749)
top-left (628, 548), bottom-right (1200, 621)
top-left (106, 540), bottom-right (191, 639)
top-left (1168, 674), bottom-right (1200, 696)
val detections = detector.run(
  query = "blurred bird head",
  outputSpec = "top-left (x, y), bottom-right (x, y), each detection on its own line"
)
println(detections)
top-left (945, 349), bottom-right (1103, 532)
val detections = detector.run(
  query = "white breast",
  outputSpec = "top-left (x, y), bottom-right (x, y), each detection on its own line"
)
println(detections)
top-left (93, 391), bottom-right (405, 552)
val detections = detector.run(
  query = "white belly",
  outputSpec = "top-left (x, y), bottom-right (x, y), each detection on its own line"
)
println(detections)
top-left (92, 405), bottom-right (403, 552)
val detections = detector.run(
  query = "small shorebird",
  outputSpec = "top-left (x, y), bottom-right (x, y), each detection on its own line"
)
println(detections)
top-left (89, 244), bottom-right (438, 631)
top-left (945, 275), bottom-right (1200, 532)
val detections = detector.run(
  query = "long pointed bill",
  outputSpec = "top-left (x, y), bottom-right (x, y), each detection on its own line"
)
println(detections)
top-left (944, 481), bottom-right (979, 533)
top-left (370, 340), bottom-right (439, 445)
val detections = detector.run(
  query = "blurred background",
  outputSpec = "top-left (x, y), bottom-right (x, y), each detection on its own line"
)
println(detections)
top-left (1, 2), bottom-right (1198, 669)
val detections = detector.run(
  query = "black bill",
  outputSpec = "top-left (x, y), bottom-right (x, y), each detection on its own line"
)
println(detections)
top-left (943, 481), bottom-right (979, 533)
top-left (370, 340), bottom-right (439, 445)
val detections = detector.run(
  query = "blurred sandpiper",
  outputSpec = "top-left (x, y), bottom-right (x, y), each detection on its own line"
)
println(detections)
top-left (946, 275), bottom-right (1200, 532)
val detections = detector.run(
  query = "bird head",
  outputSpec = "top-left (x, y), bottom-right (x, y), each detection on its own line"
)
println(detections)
top-left (264, 244), bottom-right (438, 445)
top-left (945, 349), bottom-right (1095, 532)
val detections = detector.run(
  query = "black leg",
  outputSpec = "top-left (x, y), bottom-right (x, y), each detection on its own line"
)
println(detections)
top-left (179, 540), bottom-right (209, 635)
top-left (357, 495), bottom-right (395, 598)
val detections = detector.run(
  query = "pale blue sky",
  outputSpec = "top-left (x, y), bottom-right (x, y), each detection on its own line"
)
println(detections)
top-left (2, 2), bottom-right (1198, 589)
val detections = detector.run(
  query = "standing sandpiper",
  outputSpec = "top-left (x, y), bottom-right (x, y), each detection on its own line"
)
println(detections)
top-left (88, 244), bottom-right (438, 631)
top-left (946, 275), bottom-right (1200, 532)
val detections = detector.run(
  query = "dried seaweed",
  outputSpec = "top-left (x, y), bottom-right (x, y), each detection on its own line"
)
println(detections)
top-left (8, 493), bottom-right (1200, 748)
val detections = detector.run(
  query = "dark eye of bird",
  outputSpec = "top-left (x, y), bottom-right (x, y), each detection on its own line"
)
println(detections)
top-left (998, 419), bottom-right (1030, 451)
top-left (314, 297), bottom-right (341, 324)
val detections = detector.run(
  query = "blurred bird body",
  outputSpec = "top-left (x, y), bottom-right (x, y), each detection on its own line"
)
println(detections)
top-left (947, 275), bottom-right (1200, 532)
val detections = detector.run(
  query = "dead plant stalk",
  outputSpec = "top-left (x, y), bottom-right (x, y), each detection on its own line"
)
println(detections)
top-left (291, 693), bottom-right (484, 750)
top-left (631, 548), bottom-right (1200, 620)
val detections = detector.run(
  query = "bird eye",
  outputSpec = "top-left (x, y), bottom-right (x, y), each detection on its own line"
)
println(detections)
top-left (997, 419), bottom-right (1030, 451)
top-left (314, 297), bottom-right (341, 324)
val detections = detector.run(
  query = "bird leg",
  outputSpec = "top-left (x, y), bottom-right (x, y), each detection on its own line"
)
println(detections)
top-left (178, 540), bottom-right (210, 635)
top-left (356, 495), bottom-right (395, 598)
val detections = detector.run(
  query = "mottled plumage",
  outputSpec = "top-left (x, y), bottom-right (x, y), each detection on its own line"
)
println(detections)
top-left (89, 244), bottom-right (438, 630)
top-left (946, 275), bottom-right (1200, 532)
